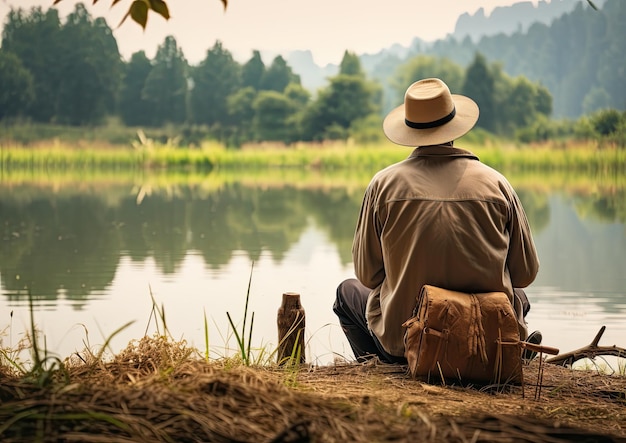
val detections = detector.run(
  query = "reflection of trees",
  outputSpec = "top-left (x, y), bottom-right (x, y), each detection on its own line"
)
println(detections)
top-left (2, 180), bottom-right (624, 306)
top-left (569, 189), bottom-right (626, 226)
top-left (303, 188), bottom-right (364, 264)
top-left (532, 196), bottom-right (626, 302)
top-left (0, 196), bottom-right (120, 307)
top-left (515, 188), bottom-right (551, 234)
top-left (187, 184), bottom-right (309, 267)
top-left (0, 184), bottom-right (319, 306)
top-left (188, 186), bottom-right (247, 268)
top-left (121, 195), bottom-right (190, 275)
top-left (248, 186), bottom-right (307, 262)
top-left (116, 197), bottom-right (152, 262)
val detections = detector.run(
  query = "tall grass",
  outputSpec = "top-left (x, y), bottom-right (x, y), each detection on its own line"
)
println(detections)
top-left (226, 262), bottom-right (257, 366)
top-left (0, 143), bottom-right (216, 171)
top-left (476, 144), bottom-right (626, 173)
top-left (0, 280), bottom-right (274, 382)
top-left (0, 292), bottom-right (133, 385)
top-left (2, 139), bottom-right (625, 173)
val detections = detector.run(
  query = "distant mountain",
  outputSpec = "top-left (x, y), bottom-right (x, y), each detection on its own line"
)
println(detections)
top-left (453, 0), bottom-right (586, 42)
top-left (359, 42), bottom-right (416, 73)
top-left (420, 0), bottom-right (624, 118)
top-left (285, 50), bottom-right (338, 94)
top-left (285, 1), bottom-right (587, 95)
top-left (285, 40), bottom-right (423, 96)
top-left (284, 0), bottom-right (619, 119)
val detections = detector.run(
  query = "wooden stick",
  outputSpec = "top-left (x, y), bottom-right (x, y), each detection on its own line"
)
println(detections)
top-left (521, 342), bottom-right (560, 356)
top-left (277, 292), bottom-right (306, 365)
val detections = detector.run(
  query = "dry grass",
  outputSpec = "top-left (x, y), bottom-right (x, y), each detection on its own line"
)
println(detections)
top-left (1, 335), bottom-right (624, 442)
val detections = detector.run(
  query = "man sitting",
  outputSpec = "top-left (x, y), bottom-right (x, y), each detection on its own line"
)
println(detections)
top-left (333, 78), bottom-right (541, 364)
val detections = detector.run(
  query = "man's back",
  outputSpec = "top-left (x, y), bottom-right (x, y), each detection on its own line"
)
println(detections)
top-left (333, 78), bottom-right (539, 362)
top-left (352, 145), bottom-right (539, 357)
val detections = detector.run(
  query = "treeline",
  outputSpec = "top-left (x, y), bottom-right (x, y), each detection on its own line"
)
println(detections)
top-left (413, 0), bottom-right (626, 119)
top-left (0, 2), bottom-right (622, 147)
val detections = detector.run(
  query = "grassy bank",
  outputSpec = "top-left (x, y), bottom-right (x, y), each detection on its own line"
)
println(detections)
top-left (1, 138), bottom-right (625, 173)
top-left (1, 334), bottom-right (625, 442)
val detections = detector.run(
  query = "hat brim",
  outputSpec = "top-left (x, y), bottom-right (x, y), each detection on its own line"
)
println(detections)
top-left (382, 94), bottom-right (479, 147)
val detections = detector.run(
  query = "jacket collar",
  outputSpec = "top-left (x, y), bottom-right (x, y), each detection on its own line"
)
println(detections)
top-left (408, 145), bottom-right (479, 160)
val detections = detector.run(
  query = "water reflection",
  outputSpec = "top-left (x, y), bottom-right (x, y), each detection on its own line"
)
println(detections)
top-left (1, 183), bottom-right (363, 303)
top-left (1, 171), bottom-right (625, 363)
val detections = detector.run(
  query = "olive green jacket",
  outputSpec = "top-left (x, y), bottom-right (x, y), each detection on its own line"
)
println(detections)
top-left (353, 145), bottom-right (539, 357)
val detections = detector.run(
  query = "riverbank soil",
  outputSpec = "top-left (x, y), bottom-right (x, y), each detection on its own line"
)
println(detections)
top-left (1, 336), bottom-right (624, 442)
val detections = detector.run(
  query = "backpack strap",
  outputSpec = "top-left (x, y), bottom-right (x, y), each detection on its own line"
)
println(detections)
top-left (469, 293), bottom-right (488, 365)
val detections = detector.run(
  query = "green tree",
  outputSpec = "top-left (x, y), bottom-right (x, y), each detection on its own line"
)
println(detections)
top-left (190, 41), bottom-right (241, 128)
top-left (535, 84), bottom-right (553, 117)
top-left (1, 7), bottom-right (63, 122)
top-left (283, 83), bottom-right (310, 108)
top-left (260, 55), bottom-right (300, 92)
top-left (281, 83), bottom-right (311, 142)
top-left (590, 109), bottom-right (622, 136)
top-left (339, 50), bottom-right (363, 76)
top-left (501, 76), bottom-right (553, 132)
top-left (303, 78), bottom-right (379, 141)
top-left (56, 3), bottom-right (122, 125)
top-left (142, 35), bottom-right (188, 126)
top-left (241, 50), bottom-right (265, 90)
top-left (0, 50), bottom-right (35, 120)
top-left (302, 51), bottom-right (379, 141)
top-left (227, 86), bottom-right (257, 145)
top-left (463, 53), bottom-right (496, 132)
top-left (252, 90), bottom-right (297, 142)
top-left (119, 51), bottom-right (153, 126)
top-left (596, 0), bottom-right (626, 113)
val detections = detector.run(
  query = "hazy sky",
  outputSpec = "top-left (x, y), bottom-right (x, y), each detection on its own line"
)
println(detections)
top-left (0, 0), bottom-right (540, 65)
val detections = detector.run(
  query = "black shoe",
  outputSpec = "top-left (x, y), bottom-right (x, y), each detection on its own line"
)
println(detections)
top-left (522, 330), bottom-right (542, 362)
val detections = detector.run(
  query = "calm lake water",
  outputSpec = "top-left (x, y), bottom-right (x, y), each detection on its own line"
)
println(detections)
top-left (1, 169), bottom-right (625, 367)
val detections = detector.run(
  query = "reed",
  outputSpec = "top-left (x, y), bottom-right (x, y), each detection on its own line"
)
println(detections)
top-left (226, 262), bottom-right (256, 366)
top-left (203, 309), bottom-right (210, 362)
top-left (0, 292), bottom-right (133, 386)
top-left (2, 139), bottom-right (625, 173)
top-left (476, 144), bottom-right (626, 173)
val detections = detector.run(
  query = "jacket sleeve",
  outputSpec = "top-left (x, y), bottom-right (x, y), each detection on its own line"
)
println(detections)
top-left (506, 187), bottom-right (540, 288)
top-left (352, 182), bottom-right (386, 289)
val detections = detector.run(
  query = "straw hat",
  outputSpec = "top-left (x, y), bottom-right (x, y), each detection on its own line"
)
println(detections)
top-left (383, 78), bottom-right (479, 147)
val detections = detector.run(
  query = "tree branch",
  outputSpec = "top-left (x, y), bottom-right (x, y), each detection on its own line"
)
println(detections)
top-left (51, 0), bottom-right (228, 29)
top-left (546, 326), bottom-right (626, 367)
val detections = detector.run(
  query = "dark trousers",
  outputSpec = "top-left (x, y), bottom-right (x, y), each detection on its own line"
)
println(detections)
top-left (332, 278), bottom-right (407, 364)
top-left (332, 278), bottom-right (531, 364)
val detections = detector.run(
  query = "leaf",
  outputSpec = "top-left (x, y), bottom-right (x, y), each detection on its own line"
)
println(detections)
top-left (149, 0), bottom-right (170, 20)
top-left (587, 0), bottom-right (598, 10)
top-left (127, 0), bottom-right (149, 30)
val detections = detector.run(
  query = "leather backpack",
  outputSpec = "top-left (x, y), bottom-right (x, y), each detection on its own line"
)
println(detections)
top-left (402, 285), bottom-right (524, 385)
